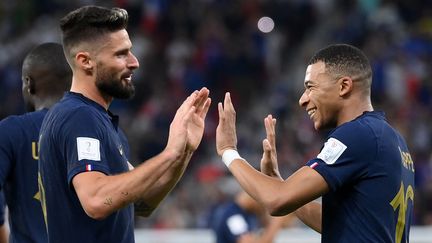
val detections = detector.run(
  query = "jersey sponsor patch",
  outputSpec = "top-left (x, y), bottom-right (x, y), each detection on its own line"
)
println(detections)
top-left (77, 137), bottom-right (101, 161)
top-left (317, 137), bottom-right (347, 164)
top-left (227, 214), bottom-right (248, 235)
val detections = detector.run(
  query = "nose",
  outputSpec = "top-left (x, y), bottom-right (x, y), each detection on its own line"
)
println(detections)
top-left (299, 90), bottom-right (309, 107)
top-left (127, 52), bottom-right (140, 70)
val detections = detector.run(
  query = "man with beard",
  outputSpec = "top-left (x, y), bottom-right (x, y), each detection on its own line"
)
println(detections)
top-left (0, 42), bottom-right (72, 243)
top-left (216, 44), bottom-right (414, 242)
top-left (38, 6), bottom-right (211, 243)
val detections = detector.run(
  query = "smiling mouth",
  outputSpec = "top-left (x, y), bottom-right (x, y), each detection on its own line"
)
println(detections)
top-left (122, 74), bottom-right (132, 84)
top-left (307, 108), bottom-right (316, 118)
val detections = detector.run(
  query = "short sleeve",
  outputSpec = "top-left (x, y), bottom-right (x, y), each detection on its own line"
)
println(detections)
top-left (58, 107), bottom-right (110, 184)
top-left (0, 118), bottom-right (17, 189)
top-left (306, 122), bottom-right (376, 192)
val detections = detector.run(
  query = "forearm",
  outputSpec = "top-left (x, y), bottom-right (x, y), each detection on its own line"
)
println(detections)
top-left (0, 224), bottom-right (8, 243)
top-left (74, 149), bottom-right (181, 219)
top-left (229, 162), bottom-right (325, 216)
top-left (135, 150), bottom-right (193, 216)
top-left (295, 201), bottom-right (322, 233)
top-left (228, 159), bottom-right (289, 215)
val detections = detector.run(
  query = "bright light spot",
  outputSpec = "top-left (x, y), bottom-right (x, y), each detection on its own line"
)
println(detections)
top-left (257, 16), bottom-right (274, 33)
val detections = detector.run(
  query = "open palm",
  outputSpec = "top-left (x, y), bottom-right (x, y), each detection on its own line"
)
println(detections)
top-left (186, 88), bottom-right (211, 151)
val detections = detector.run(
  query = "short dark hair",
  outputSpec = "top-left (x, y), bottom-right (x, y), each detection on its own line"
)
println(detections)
top-left (60, 5), bottom-right (129, 63)
top-left (309, 44), bottom-right (372, 87)
top-left (22, 42), bottom-right (71, 83)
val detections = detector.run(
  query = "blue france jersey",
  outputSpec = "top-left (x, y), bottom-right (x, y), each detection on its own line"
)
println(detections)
top-left (38, 92), bottom-right (133, 243)
top-left (306, 111), bottom-right (414, 243)
top-left (211, 202), bottom-right (259, 243)
top-left (0, 109), bottom-right (48, 243)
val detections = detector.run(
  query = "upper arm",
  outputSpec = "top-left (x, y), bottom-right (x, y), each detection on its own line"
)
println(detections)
top-left (0, 118), bottom-right (17, 186)
top-left (72, 171), bottom-right (109, 219)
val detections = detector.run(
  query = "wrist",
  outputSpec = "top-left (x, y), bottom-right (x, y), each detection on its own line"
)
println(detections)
top-left (222, 149), bottom-right (245, 167)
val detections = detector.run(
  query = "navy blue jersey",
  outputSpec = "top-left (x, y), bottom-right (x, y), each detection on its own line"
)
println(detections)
top-left (211, 201), bottom-right (259, 243)
top-left (0, 109), bottom-right (48, 243)
top-left (38, 92), bottom-right (133, 243)
top-left (306, 111), bottom-right (414, 243)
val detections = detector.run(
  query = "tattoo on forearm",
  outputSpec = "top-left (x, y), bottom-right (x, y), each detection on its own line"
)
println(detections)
top-left (135, 200), bottom-right (155, 216)
top-left (104, 197), bottom-right (113, 206)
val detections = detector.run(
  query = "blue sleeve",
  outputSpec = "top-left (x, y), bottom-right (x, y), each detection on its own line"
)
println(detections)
top-left (306, 122), bottom-right (377, 192)
top-left (59, 107), bottom-right (110, 184)
top-left (0, 118), bottom-right (17, 189)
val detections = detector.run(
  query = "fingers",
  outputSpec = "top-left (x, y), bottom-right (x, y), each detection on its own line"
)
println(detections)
top-left (200, 98), bottom-right (211, 119)
top-left (264, 114), bottom-right (277, 150)
top-left (177, 92), bottom-right (197, 116)
top-left (194, 87), bottom-right (210, 113)
top-left (225, 92), bottom-right (235, 112)
top-left (262, 138), bottom-right (272, 160)
top-left (262, 139), bottom-right (271, 152)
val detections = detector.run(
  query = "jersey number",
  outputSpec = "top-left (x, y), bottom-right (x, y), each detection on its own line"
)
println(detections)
top-left (390, 182), bottom-right (414, 243)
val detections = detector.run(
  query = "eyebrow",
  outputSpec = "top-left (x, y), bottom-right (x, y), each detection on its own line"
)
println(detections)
top-left (114, 48), bottom-right (129, 55)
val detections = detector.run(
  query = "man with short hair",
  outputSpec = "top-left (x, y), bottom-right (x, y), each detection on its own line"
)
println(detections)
top-left (216, 44), bottom-right (414, 242)
top-left (0, 42), bottom-right (72, 243)
top-left (38, 6), bottom-right (210, 242)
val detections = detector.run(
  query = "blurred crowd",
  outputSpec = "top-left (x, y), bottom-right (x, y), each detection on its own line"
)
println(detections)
top-left (1, 0), bottom-right (431, 228)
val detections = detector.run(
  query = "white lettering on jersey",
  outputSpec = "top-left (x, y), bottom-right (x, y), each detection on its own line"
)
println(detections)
top-left (227, 214), bottom-right (248, 235)
top-left (77, 137), bottom-right (101, 161)
top-left (317, 137), bottom-right (347, 164)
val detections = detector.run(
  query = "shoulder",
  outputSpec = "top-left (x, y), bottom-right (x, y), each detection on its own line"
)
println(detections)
top-left (46, 99), bottom-right (100, 126)
top-left (331, 113), bottom-right (385, 146)
top-left (0, 113), bottom-right (32, 135)
top-left (322, 113), bottom-right (387, 161)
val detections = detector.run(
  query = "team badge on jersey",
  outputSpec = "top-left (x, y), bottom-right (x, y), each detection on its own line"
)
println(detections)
top-left (77, 137), bottom-right (101, 161)
top-left (317, 137), bottom-right (347, 164)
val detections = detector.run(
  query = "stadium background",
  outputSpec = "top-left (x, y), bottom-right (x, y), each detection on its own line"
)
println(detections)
top-left (1, 0), bottom-right (431, 241)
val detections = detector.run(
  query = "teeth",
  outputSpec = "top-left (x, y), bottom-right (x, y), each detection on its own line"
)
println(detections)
top-left (308, 109), bottom-right (316, 116)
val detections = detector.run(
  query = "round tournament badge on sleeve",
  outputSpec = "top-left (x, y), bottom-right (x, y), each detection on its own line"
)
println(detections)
top-left (317, 137), bottom-right (347, 164)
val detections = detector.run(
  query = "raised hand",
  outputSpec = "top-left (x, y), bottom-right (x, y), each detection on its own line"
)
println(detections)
top-left (185, 87), bottom-right (211, 151)
top-left (165, 92), bottom-right (199, 157)
top-left (260, 115), bottom-right (282, 179)
top-left (216, 92), bottom-right (238, 155)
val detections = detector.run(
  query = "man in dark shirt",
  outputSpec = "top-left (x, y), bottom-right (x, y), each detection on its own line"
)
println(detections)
top-left (216, 44), bottom-right (414, 242)
top-left (0, 42), bottom-right (72, 243)
top-left (38, 5), bottom-right (210, 243)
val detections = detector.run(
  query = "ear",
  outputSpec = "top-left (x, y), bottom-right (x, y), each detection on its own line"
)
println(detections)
top-left (23, 76), bottom-right (36, 95)
top-left (75, 51), bottom-right (93, 73)
top-left (338, 77), bottom-right (353, 97)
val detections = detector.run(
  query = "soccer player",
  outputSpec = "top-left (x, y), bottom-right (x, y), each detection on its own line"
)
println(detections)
top-left (216, 44), bottom-right (414, 242)
top-left (0, 42), bottom-right (72, 243)
top-left (38, 6), bottom-right (211, 243)
top-left (212, 191), bottom-right (295, 243)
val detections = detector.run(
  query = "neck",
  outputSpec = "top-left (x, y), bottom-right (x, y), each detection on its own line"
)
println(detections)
top-left (337, 97), bottom-right (373, 126)
top-left (70, 76), bottom-right (112, 110)
top-left (33, 96), bottom-right (61, 111)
